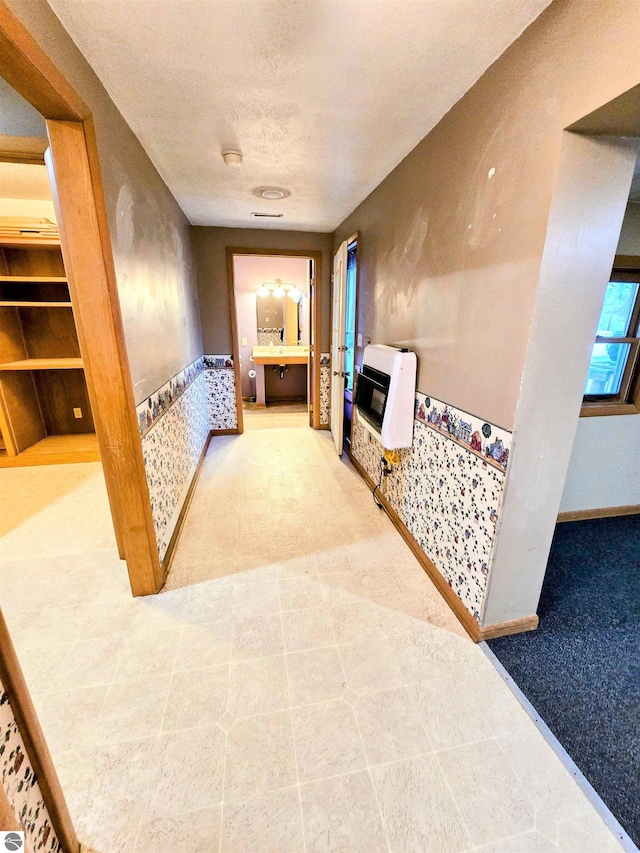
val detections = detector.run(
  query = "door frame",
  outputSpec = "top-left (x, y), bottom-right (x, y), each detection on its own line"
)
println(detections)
top-left (226, 247), bottom-right (323, 429)
top-left (344, 233), bottom-right (360, 457)
top-left (0, 0), bottom-right (162, 597)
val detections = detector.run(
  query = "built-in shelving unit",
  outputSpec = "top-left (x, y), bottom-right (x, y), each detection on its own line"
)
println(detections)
top-left (0, 219), bottom-right (99, 467)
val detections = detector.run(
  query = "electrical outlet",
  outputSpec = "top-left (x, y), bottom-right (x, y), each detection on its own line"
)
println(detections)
top-left (241, 337), bottom-right (247, 346)
top-left (73, 407), bottom-right (82, 419)
top-left (357, 333), bottom-right (363, 347)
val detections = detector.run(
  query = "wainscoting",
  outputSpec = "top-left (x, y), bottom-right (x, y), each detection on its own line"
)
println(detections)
top-left (136, 356), bottom-right (238, 564)
top-left (351, 391), bottom-right (512, 625)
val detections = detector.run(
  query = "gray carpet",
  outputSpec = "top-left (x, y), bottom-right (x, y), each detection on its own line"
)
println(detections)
top-left (489, 515), bottom-right (640, 847)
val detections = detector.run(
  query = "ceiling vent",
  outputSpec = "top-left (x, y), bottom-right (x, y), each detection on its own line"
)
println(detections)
top-left (251, 212), bottom-right (284, 218)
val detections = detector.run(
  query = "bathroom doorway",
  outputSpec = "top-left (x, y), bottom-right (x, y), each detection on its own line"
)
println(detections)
top-left (227, 248), bottom-right (323, 430)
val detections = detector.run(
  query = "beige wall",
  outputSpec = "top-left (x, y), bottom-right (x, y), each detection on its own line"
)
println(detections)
top-left (333, 0), bottom-right (640, 430)
top-left (5, 0), bottom-right (203, 405)
top-left (191, 227), bottom-right (332, 356)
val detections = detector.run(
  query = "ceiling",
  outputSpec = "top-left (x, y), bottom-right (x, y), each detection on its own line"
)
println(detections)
top-left (0, 162), bottom-right (52, 199)
top-left (45, 0), bottom-right (551, 231)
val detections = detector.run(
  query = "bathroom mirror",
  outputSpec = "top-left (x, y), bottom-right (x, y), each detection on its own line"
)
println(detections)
top-left (256, 290), bottom-right (304, 346)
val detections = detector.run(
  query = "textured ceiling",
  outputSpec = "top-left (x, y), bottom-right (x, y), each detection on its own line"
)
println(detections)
top-left (0, 162), bottom-right (52, 200)
top-left (45, 0), bottom-right (551, 231)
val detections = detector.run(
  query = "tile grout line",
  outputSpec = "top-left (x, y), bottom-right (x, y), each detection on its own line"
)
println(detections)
top-left (481, 642), bottom-right (637, 853)
top-left (129, 595), bottom-right (189, 851)
top-left (328, 603), bottom-right (393, 853)
top-left (276, 567), bottom-right (307, 853)
top-left (393, 645), bottom-right (476, 851)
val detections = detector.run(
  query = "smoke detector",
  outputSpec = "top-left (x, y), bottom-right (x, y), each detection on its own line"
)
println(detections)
top-left (222, 149), bottom-right (243, 168)
top-left (253, 186), bottom-right (290, 200)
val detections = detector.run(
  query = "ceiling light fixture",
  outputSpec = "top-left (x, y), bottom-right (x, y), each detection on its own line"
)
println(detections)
top-left (222, 149), bottom-right (243, 167)
top-left (252, 186), bottom-right (290, 200)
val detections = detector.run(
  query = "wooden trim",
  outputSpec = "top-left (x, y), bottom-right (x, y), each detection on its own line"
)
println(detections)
top-left (557, 504), bottom-right (640, 523)
top-left (45, 121), bottom-right (163, 595)
top-left (580, 401), bottom-right (639, 417)
top-left (0, 134), bottom-right (48, 164)
top-left (0, 2), bottom-right (87, 120)
top-left (212, 428), bottom-right (240, 435)
top-left (613, 254), bottom-right (640, 269)
top-left (477, 615), bottom-right (539, 641)
top-left (162, 431), bottom-right (213, 572)
top-left (225, 247), bottom-right (323, 430)
top-left (0, 609), bottom-right (79, 852)
top-left (348, 233), bottom-right (360, 458)
top-left (225, 249), bottom-right (245, 435)
top-left (350, 454), bottom-right (538, 642)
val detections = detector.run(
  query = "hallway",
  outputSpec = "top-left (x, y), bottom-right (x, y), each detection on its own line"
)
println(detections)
top-left (0, 414), bottom-right (625, 852)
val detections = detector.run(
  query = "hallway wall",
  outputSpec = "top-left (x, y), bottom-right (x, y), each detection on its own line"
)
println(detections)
top-left (5, 0), bottom-right (203, 407)
top-left (333, 0), bottom-right (640, 626)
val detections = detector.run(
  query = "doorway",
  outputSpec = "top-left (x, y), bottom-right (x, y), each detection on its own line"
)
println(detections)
top-left (331, 233), bottom-right (358, 455)
top-left (227, 248), bottom-right (323, 430)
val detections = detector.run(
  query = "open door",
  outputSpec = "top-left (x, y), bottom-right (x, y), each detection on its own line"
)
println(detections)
top-left (330, 240), bottom-right (348, 454)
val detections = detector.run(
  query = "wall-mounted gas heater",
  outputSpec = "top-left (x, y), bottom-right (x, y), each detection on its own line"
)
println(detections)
top-left (355, 344), bottom-right (417, 449)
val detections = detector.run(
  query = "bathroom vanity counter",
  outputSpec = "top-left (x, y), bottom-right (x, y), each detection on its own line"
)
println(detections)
top-left (252, 346), bottom-right (309, 365)
top-left (251, 347), bottom-right (309, 406)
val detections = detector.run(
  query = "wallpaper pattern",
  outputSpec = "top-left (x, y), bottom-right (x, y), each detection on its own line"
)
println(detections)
top-left (352, 391), bottom-right (512, 620)
top-left (320, 353), bottom-right (330, 426)
top-left (0, 684), bottom-right (61, 853)
top-left (141, 368), bottom-right (211, 561)
top-left (139, 356), bottom-right (239, 561)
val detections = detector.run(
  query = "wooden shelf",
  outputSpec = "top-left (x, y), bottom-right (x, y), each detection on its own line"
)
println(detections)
top-left (0, 434), bottom-right (99, 468)
top-left (0, 238), bottom-right (61, 248)
top-left (0, 301), bottom-right (72, 308)
top-left (0, 358), bottom-right (83, 371)
top-left (0, 275), bottom-right (67, 283)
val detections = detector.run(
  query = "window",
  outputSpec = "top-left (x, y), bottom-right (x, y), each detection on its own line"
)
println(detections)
top-left (582, 266), bottom-right (640, 415)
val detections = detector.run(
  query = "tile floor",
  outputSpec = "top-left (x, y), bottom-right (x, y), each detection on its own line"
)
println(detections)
top-left (0, 412), bottom-right (626, 852)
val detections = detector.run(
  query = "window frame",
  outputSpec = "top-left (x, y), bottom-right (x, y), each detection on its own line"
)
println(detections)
top-left (581, 256), bottom-right (640, 417)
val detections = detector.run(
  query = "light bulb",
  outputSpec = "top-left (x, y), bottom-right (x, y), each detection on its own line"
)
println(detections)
top-left (288, 286), bottom-right (300, 301)
top-left (256, 285), bottom-right (270, 297)
top-left (273, 286), bottom-right (285, 298)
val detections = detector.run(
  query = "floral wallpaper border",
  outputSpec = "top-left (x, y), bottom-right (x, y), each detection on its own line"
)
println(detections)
top-left (414, 391), bottom-right (511, 472)
top-left (0, 685), bottom-right (61, 852)
top-left (136, 356), bottom-right (205, 438)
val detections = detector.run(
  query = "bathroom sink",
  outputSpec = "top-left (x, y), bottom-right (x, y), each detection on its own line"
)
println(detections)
top-left (252, 346), bottom-right (309, 364)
